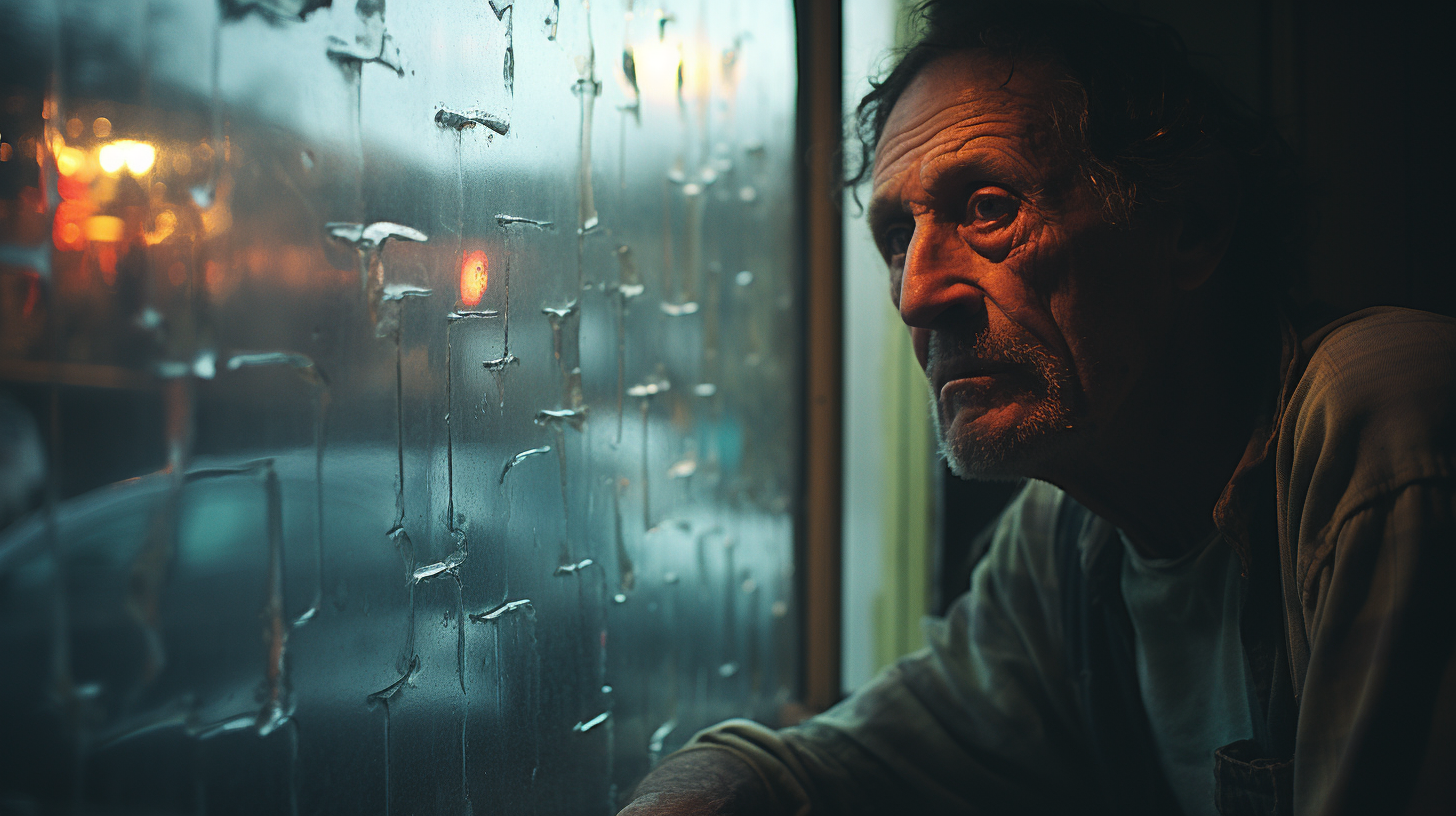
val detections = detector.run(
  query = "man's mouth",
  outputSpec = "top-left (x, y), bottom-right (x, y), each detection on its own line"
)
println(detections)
top-left (932, 360), bottom-right (1020, 402)
top-left (933, 358), bottom-right (1042, 428)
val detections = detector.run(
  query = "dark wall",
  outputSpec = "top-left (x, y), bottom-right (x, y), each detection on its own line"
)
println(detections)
top-left (1130, 0), bottom-right (1452, 317)
top-left (1288, 1), bottom-right (1450, 316)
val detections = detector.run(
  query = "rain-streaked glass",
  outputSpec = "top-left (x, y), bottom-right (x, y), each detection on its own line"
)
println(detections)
top-left (0, 1), bottom-right (800, 812)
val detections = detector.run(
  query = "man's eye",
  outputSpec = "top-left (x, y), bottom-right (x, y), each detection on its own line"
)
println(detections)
top-left (968, 194), bottom-right (1016, 225)
top-left (883, 226), bottom-right (912, 259)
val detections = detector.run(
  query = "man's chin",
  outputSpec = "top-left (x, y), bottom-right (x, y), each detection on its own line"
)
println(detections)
top-left (937, 402), bottom-right (1072, 481)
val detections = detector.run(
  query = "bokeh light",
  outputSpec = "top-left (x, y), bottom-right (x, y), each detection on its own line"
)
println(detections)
top-left (55, 146), bottom-right (85, 176)
top-left (459, 250), bottom-right (488, 306)
top-left (98, 140), bottom-right (156, 175)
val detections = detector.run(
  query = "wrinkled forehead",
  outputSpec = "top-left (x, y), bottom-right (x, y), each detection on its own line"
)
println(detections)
top-left (870, 50), bottom-right (1065, 186)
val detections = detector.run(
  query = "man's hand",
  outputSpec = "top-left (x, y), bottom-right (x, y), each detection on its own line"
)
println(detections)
top-left (616, 747), bottom-right (783, 816)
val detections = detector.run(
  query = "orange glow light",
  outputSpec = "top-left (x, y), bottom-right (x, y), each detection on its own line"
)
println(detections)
top-left (58, 221), bottom-right (82, 248)
top-left (52, 199), bottom-right (92, 252)
top-left (56, 146), bottom-right (85, 176)
top-left (460, 250), bottom-right (488, 306)
top-left (97, 244), bottom-right (118, 285)
top-left (83, 215), bottom-right (125, 243)
top-left (144, 209), bottom-right (177, 245)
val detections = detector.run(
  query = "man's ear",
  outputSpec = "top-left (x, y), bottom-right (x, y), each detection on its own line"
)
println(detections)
top-left (1170, 170), bottom-right (1238, 291)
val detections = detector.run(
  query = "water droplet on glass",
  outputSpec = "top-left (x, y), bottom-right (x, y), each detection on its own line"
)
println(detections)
top-left (499, 5), bottom-right (516, 94)
top-left (573, 711), bottom-right (609, 733)
top-left (626, 375), bottom-right (670, 398)
top-left (553, 558), bottom-right (594, 576)
top-left (541, 302), bottom-right (579, 320)
top-left (611, 477), bottom-right (634, 597)
top-left (499, 445), bottom-right (552, 484)
top-left (366, 654), bottom-right (421, 705)
top-left (226, 351), bottom-right (313, 372)
top-left (659, 301), bottom-right (699, 316)
top-left (534, 407), bottom-right (587, 431)
top-left (326, 221), bottom-right (429, 246)
top-left (256, 462), bottom-right (291, 736)
top-left (481, 354), bottom-right (519, 371)
top-left (620, 47), bottom-right (640, 102)
top-left (325, 1), bottom-right (406, 76)
top-left (446, 309), bottom-right (498, 320)
top-left (573, 78), bottom-right (602, 233)
top-left (495, 214), bottom-right (554, 229)
top-left (434, 107), bottom-right (510, 136)
top-left (469, 598), bottom-right (533, 622)
top-left (411, 549), bottom-right (466, 583)
top-left (325, 221), bottom-right (428, 335)
top-left (192, 713), bottom-right (258, 741)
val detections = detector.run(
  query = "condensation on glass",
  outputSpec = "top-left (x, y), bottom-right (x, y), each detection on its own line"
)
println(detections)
top-left (0, 1), bottom-right (800, 812)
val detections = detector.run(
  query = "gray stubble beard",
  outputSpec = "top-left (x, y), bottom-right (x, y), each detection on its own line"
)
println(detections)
top-left (928, 327), bottom-right (1079, 482)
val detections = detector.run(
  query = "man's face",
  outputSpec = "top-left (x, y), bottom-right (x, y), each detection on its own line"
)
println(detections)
top-left (868, 51), bottom-right (1185, 480)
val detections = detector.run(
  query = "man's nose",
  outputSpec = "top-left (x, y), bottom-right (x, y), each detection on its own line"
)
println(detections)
top-left (897, 222), bottom-right (986, 330)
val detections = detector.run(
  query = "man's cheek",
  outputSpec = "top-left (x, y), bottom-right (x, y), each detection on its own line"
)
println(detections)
top-left (1010, 227), bottom-right (1074, 299)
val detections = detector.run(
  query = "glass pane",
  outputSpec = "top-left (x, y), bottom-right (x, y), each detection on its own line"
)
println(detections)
top-left (0, 2), bottom-right (800, 813)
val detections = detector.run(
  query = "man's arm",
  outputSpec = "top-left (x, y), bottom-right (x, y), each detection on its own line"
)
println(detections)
top-left (1274, 309), bottom-right (1456, 814)
top-left (619, 483), bottom-right (1098, 815)
top-left (1292, 481), bottom-right (1456, 815)
top-left (617, 747), bottom-right (781, 816)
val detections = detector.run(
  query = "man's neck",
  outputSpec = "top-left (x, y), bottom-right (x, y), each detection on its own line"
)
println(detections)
top-left (1043, 302), bottom-right (1277, 560)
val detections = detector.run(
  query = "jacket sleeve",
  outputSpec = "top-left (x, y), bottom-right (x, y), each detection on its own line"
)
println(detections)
top-left (1293, 480), bottom-right (1456, 816)
top-left (1276, 308), bottom-right (1456, 815)
top-left (683, 483), bottom-right (1098, 815)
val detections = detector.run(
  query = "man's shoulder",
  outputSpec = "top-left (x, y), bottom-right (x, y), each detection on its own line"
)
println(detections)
top-left (1279, 306), bottom-right (1456, 527)
top-left (1293, 306), bottom-right (1456, 431)
top-left (1302, 305), bottom-right (1456, 367)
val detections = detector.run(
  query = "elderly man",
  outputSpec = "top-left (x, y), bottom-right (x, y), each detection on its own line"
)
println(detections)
top-left (621, 2), bottom-right (1456, 815)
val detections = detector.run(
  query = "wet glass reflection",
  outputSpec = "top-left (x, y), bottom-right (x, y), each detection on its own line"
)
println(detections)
top-left (0, 1), bottom-right (800, 813)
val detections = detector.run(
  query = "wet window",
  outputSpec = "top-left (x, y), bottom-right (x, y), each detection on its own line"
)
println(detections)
top-left (0, 1), bottom-right (800, 812)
